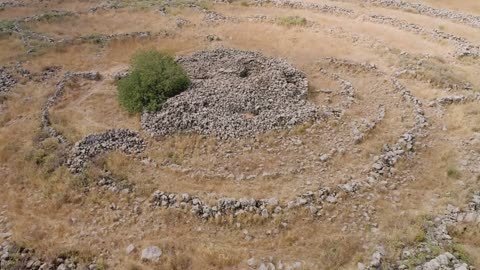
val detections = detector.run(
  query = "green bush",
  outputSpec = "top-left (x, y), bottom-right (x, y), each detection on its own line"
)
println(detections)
top-left (117, 50), bottom-right (190, 113)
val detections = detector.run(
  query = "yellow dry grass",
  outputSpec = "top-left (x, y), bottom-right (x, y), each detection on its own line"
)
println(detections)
top-left (1, 0), bottom-right (480, 269)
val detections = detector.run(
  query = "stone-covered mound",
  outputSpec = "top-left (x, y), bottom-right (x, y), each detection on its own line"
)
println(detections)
top-left (141, 48), bottom-right (320, 139)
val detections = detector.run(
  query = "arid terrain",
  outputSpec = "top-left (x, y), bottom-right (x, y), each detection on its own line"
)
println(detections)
top-left (1, 0), bottom-right (480, 269)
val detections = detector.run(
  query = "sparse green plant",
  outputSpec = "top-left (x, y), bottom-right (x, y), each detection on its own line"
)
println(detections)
top-left (450, 243), bottom-right (472, 264)
top-left (0, 20), bottom-right (15, 35)
top-left (85, 33), bottom-right (106, 46)
top-left (197, 1), bottom-right (211, 10)
top-left (117, 50), bottom-right (190, 113)
top-left (414, 230), bottom-right (426, 243)
top-left (447, 166), bottom-right (461, 179)
top-left (240, 1), bottom-right (249, 7)
top-left (25, 137), bottom-right (67, 175)
top-left (36, 11), bottom-right (73, 22)
top-left (276, 16), bottom-right (307, 27)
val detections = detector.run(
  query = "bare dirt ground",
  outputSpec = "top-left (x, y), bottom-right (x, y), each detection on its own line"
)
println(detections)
top-left (1, 0), bottom-right (480, 269)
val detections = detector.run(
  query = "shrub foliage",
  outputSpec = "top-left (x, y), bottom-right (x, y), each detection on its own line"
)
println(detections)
top-left (117, 50), bottom-right (190, 113)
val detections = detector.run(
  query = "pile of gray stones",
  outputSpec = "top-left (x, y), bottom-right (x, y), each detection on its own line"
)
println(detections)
top-left (67, 129), bottom-right (146, 174)
top-left (0, 68), bottom-right (17, 94)
top-left (141, 48), bottom-right (321, 139)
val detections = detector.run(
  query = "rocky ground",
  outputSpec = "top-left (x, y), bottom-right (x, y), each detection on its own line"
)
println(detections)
top-left (0, 0), bottom-right (480, 269)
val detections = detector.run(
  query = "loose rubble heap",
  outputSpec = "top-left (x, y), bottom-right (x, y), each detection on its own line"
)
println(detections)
top-left (142, 48), bottom-right (321, 139)
top-left (41, 71), bottom-right (101, 143)
top-left (364, 0), bottom-right (480, 29)
top-left (0, 68), bottom-right (17, 94)
top-left (67, 129), bottom-right (146, 173)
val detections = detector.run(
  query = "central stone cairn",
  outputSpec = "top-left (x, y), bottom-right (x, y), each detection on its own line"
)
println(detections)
top-left (141, 48), bottom-right (320, 139)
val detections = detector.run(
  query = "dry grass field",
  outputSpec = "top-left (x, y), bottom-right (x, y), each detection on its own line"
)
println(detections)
top-left (1, 0), bottom-right (480, 269)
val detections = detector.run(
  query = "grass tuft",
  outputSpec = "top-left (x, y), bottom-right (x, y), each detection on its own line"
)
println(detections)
top-left (447, 166), bottom-right (461, 179)
top-left (276, 16), bottom-right (307, 27)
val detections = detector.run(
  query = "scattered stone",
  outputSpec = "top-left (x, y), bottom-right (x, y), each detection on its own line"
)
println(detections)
top-left (369, 246), bottom-right (385, 269)
top-left (247, 257), bottom-right (257, 267)
top-left (206, 34), bottom-right (221, 41)
top-left (141, 246), bottom-right (162, 262)
top-left (126, 244), bottom-right (136, 255)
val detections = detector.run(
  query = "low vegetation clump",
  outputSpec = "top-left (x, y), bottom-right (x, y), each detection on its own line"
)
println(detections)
top-left (447, 166), bottom-right (461, 179)
top-left (276, 16), bottom-right (307, 27)
top-left (398, 55), bottom-right (473, 90)
top-left (0, 20), bottom-right (15, 35)
top-left (36, 11), bottom-right (74, 22)
top-left (117, 50), bottom-right (190, 113)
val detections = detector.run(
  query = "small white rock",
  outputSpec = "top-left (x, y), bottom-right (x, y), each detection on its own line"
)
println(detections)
top-left (126, 244), bottom-right (135, 254)
top-left (141, 246), bottom-right (162, 262)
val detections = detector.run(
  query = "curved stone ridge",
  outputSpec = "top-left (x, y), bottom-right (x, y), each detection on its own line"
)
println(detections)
top-left (364, 0), bottom-right (480, 29)
top-left (57, 31), bottom-right (158, 46)
top-left (364, 14), bottom-right (480, 58)
top-left (67, 129), bottom-right (146, 173)
top-left (254, 0), bottom-right (355, 16)
top-left (41, 71), bottom-right (101, 143)
top-left (150, 187), bottom-right (337, 220)
top-left (0, 1), bottom-right (24, 8)
top-left (142, 48), bottom-right (321, 139)
top-left (318, 68), bottom-right (356, 118)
